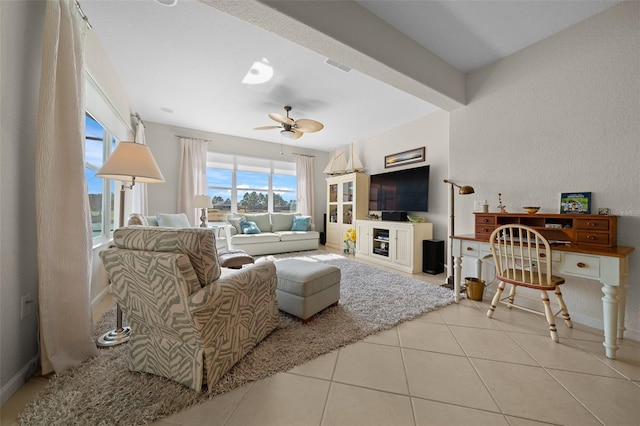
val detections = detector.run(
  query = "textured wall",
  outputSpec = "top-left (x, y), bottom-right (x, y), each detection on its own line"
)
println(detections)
top-left (450, 2), bottom-right (640, 336)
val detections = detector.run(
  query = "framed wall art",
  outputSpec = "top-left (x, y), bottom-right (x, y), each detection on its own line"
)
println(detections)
top-left (384, 147), bottom-right (425, 169)
top-left (560, 192), bottom-right (591, 214)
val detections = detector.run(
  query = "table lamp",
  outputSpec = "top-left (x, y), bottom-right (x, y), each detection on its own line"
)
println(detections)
top-left (443, 179), bottom-right (474, 288)
top-left (193, 195), bottom-right (212, 227)
top-left (96, 141), bottom-right (164, 347)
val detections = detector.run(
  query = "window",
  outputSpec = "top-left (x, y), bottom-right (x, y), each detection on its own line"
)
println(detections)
top-left (85, 113), bottom-right (116, 239)
top-left (206, 153), bottom-right (296, 221)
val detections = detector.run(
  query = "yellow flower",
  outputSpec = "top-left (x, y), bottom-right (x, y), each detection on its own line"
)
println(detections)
top-left (344, 227), bottom-right (357, 242)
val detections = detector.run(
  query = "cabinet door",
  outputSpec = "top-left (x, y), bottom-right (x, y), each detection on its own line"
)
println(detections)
top-left (391, 226), bottom-right (413, 266)
top-left (355, 221), bottom-right (370, 255)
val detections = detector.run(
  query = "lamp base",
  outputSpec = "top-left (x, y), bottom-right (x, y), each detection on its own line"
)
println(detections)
top-left (96, 326), bottom-right (131, 347)
top-left (199, 208), bottom-right (208, 228)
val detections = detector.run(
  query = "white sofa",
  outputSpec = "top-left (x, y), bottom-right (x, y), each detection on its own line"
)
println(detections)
top-left (225, 212), bottom-right (319, 256)
top-left (128, 212), bottom-right (319, 256)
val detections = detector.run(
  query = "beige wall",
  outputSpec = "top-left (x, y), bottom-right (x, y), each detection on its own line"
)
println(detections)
top-left (450, 1), bottom-right (640, 336)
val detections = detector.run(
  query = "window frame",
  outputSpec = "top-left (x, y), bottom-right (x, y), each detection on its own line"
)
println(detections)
top-left (206, 153), bottom-right (297, 217)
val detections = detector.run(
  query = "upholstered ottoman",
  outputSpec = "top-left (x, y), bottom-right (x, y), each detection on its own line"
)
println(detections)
top-left (275, 259), bottom-right (341, 321)
top-left (218, 249), bottom-right (254, 269)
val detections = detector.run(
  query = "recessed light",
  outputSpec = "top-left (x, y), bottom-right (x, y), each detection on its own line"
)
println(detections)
top-left (154, 0), bottom-right (177, 7)
top-left (161, 107), bottom-right (174, 113)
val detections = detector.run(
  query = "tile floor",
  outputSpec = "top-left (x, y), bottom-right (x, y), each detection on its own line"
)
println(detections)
top-left (2, 254), bottom-right (640, 426)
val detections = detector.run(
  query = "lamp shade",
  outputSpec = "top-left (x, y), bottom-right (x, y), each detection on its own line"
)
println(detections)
top-left (193, 195), bottom-right (212, 208)
top-left (97, 141), bottom-right (165, 183)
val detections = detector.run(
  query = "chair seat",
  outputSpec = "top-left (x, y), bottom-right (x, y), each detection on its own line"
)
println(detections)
top-left (497, 269), bottom-right (565, 290)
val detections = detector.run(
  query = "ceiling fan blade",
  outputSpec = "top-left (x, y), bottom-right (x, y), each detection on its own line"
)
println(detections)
top-left (295, 119), bottom-right (324, 133)
top-left (254, 125), bottom-right (281, 130)
top-left (292, 129), bottom-right (304, 140)
top-left (269, 112), bottom-right (294, 126)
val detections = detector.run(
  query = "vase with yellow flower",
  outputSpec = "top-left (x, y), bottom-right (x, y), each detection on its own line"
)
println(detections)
top-left (344, 227), bottom-right (357, 255)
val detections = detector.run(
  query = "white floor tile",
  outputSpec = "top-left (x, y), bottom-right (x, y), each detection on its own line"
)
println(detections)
top-left (322, 382), bottom-right (414, 426)
top-left (412, 398), bottom-right (509, 426)
top-left (403, 349), bottom-right (500, 412)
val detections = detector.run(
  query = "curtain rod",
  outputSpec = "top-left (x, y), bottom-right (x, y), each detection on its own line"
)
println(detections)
top-left (292, 152), bottom-right (315, 158)
top-left (175, 135), bottom-right (212, 142)
top-left (74, 0), bottom-right (92, 29)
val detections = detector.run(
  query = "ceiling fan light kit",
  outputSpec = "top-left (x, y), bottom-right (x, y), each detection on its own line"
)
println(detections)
top-left (255, 106), bottom-right (323, 140)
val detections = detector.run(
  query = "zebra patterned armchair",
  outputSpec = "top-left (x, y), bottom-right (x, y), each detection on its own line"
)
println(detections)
top-left (99, 226), bottom-right (279, 392)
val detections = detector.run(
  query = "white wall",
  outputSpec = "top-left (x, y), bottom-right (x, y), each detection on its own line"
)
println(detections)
top-left (0, 0), bottom-right (44, 405)
top-left (358, 110), bottom-right (450, 241)
top-left (144, 122), bottom-right (330, 231)
top-left (450, 1), bottom-right (640, 337)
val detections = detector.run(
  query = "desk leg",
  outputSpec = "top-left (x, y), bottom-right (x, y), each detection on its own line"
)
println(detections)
top-left (617, 283), bottom-right (627, 339)
top-left (454, 255), bottom-right (463, 303)
top-left (601, 284), bottom-right (619, 359)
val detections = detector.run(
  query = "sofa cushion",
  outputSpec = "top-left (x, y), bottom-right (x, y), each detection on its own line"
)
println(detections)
top-left (231, 232), bottom-right (281, 245)
top-left (270, 213), bottom-right (300, 232)
top-left (243, 213), bottom-right (271, 233)
top-left (114, 227), bottom-right (221, 287)
top-left (157, 212), bottom-right (191, 228)
top-left (278, 230), bottom-right (320, 242)
top-left (240, 220), bottom-right (261, 234)
top-left (227, 215), bottom-right (245, 234)
top-left (291, 216), bottom-right (311, 231)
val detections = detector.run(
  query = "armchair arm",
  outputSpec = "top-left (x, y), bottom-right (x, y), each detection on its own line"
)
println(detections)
top-left (187, 261), bottom-right (279, 387)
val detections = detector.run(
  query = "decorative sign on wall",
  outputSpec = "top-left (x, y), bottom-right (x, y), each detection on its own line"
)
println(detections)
top-left (384, 147), bottom-right (425, 169)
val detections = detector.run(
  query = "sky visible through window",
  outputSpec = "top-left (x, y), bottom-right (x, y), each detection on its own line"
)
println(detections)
top-left (86, 115), bottom-right (105, 195)
top-left (207, 169), bottom-right (296, 202)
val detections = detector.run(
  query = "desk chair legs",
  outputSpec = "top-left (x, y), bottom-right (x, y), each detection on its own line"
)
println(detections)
top-left (487, 281), bottom-right (573, 343)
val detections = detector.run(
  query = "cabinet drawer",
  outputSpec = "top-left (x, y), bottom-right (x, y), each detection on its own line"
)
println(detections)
top-left (475, 225), bottom-right (496, 238)
top-left (461, 242), bottom-right (480, 256)
top-left (475, 215), bottom-right (496, 225)
top-left (564, 253), bottom-right (600, 278)
top-left (575, 218), bottom-right (610, 231)
top-left (576, 231), bottom-right (610, 246)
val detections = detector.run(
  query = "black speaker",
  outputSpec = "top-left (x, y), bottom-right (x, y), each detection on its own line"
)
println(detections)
top-left (423, 239), bottom-right (445, 274)
top-left (320, 213), bottom-right (327, 245)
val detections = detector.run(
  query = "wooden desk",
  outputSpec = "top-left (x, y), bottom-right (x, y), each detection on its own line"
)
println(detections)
top-left (452, 234), bottom-right (633, 360)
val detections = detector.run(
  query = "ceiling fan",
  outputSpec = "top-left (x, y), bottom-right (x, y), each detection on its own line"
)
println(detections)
top-left (254, 106), bottom-right (324, 139)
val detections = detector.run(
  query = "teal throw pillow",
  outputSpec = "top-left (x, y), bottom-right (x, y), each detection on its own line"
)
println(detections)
top-left (291, 216), bottom-right (311, 231)
top-left (240, 220), bottom-right (261, 234)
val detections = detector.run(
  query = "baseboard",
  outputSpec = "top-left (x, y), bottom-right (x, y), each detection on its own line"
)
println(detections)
top-left (91, 285), bottom-right (111, 308)
top-left (1, 354), bottom-right (39, 407)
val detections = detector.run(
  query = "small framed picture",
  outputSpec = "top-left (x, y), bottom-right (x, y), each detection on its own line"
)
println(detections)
top-left (384, 147), bottom-right (425, 168)
top-left (598, 208), bottom-right (611, 215)
top-left (560, 192), bottom-right (591, 214)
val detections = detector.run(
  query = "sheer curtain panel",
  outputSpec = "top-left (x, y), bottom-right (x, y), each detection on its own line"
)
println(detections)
top-left (35, 0), bottom-right (98, 374)
top-left (296, 155), bottom-right (314, 220)
top-left (178, 138), bottom-right (208, 226)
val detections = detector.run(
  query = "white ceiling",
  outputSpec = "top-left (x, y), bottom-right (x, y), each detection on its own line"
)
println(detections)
top-left (81, 0), bottom-right (620, 152)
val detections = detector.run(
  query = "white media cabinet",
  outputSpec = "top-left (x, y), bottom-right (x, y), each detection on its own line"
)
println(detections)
top-left (355, 219), bottom-right (433, 274)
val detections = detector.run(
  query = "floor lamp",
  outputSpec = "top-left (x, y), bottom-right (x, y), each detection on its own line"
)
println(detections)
top-left (443, 179), bottom-right (474, 288)
top-left (95, 141), bottom-right (165, 347)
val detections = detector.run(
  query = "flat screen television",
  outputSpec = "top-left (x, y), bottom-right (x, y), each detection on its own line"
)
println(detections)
top-left (369, 165), bottom-right (430, 212)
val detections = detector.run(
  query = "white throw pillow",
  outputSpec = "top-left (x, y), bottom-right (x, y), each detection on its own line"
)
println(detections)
top-left (156, 213), bottom-right (191, 228)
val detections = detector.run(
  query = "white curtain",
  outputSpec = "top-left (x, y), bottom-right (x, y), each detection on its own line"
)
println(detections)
top-left (296, 155), bottom-right (315, 221)
top-left (178, 138), bottom-right (208, 226)
top-left (130, 120), bottom-right (148, 215)
top-left (35, 0), bottom-right (98, 374)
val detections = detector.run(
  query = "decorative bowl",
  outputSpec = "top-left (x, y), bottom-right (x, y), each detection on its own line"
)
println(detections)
top-left (523, 206), bottom-right (540, 214)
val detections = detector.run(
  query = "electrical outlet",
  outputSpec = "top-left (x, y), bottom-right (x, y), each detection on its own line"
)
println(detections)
top-left (21, 294), bottom-right (34, 320)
